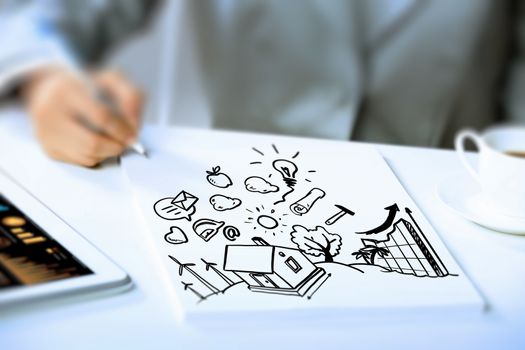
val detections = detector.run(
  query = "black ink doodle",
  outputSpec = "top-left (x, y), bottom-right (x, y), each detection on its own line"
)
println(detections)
top-left (404, 207), bottom-right (449, 276)
top-left (201, 258), bottom-right (235, 285)
top-left (153, 190), bottom-right (199, 221)
top-left (252, 147), bottom-right (265, 156)
top-left (223, 237), bottom-right (326, 297)
top-left (290, 188), bottom-right (326, 216)
top-left (272, 159), bottom-right (298, 204)
top-left (290, 225), bottom-right (342, 263)
top-left (206, 166), bottom-right (232, 188)
top-left (181, 281), bottom-right (207, 301)
top-left (164, 226), bottom-right (188, 245)
top-left (175, 257), bottom-right (243, 303)
top-left (209, 194), bottom-right (242, 211)
top-left (169, 255), bottom-right (220, 293)
top-left (306, 273), bottom-right (331, 300)
top-left (249, 145), bottom-right (316, 189)
top-left (246, 206), bottom-right (288, 236)
top-left (244, 176), bottom-right (279, 194)
top-left (325, 204), bottom-right (355, 225)
top-left (272, 159), bottom-right (297, 185)
top-left (352, 245), bottom-right (390, 265)
top-left (257, 215), bottom-right (278, 229)
top-left (352, 207), bottom-right (452, 278)
top-left (193, 218), bottom-right (225, 242)
top-left (222, 225), bottom-right (240, 241)
top-left (355, 204), bottom-right (399, 235)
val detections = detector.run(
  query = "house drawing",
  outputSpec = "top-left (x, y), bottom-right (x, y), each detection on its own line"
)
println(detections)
top-left (223, 237), bottom-right (326, 296)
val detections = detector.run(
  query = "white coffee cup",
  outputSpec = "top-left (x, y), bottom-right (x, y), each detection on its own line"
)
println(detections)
top-left (455, 125), bottom-right (525, 218)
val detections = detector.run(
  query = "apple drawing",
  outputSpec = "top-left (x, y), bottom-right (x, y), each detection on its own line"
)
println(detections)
top-left (206, 166), bottom-right (233, 188)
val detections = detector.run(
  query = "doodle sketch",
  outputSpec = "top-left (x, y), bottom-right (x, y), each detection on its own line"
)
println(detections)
top-left (154, 190), bottom-right (198, 221)
top-left (158, 149), bottom-right (455, 304)
top-left (193, 218), bottom-right (225, 242)
top-left (244, 176), bottom-right (279, 194)
top-left (164, 226), bottom-right (188, 245)
top-left (290, 188), bottom-right (325, 216)
top-left (170, 256), bottom-right (241, 302)
top-left (209, 194), bottom-right (242, 211)
top-left (130, 139), bottom-right (477, 311)
top-left (202, 258), bottom-right (234, 285)
top-left (245, 206), bottom-right (289, 236)
top-left (290, 225), bottom-right (342, 263)
top-left (352, 207), bottom-right (451, 277)
top-left (356, 204), bottom-right (399, 235)
top-left (272, 159), bottom-right (298, 204)
top-left (222, 225), bottom-right (240, 241)
top-left (206, 166), bottom-right (233, 188)
top-left (223, 237), bottom-right (327, 297)
top-left (170, 256), bottom-right (221, 297)
top-left (325, 204), bottom-right (355, 225)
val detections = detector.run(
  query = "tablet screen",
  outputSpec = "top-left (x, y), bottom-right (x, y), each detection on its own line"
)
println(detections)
top-left (0, 194), bottom-right (93, 289)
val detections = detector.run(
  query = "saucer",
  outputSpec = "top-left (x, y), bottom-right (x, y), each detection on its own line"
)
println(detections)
top-left (436, 172), bottom-right (525, 235)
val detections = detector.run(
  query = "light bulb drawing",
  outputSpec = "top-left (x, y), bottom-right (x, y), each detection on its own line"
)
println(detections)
top-left (273, 159), bottom-right (298, 185)
top-left (272, 159), bottom-right (298, 204)
top-left (249, 144), bottom-right (318, 204)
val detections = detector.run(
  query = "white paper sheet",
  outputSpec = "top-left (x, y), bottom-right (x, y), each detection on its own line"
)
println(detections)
top-left (121, 126), bottom-right (483, 320)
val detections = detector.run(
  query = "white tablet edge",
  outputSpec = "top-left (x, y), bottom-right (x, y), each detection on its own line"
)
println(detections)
top-left (0, 169), bottom-right (132, 306)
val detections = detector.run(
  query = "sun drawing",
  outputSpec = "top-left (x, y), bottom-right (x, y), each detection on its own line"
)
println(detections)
top-left (245, 205), bottom-right (289, 236)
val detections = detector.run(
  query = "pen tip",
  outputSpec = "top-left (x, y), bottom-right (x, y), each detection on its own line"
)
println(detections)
top-left (131, 142), bottom-right (148, 158)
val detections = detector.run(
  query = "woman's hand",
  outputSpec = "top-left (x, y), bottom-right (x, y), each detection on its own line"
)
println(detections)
top-left (23, 67), bottom-right (143, 167)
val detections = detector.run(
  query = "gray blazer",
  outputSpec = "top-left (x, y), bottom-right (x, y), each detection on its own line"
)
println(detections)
top-left (2, 0), bottom-right (523, 147)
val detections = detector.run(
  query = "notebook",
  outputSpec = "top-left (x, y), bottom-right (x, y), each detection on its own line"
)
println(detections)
top-left (121, 126), bottom-right (483, 322)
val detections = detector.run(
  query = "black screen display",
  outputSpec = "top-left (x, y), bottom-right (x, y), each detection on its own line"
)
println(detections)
top-left (0, 194), bottom-right (92, 289)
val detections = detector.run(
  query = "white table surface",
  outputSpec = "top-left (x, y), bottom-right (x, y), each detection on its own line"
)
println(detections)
top-left (0, 105), bottom-right (524, 350)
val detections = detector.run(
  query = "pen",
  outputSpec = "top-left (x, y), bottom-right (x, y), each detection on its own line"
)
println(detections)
top-left (71, 69), bottom-right (148, 158)
top-left (96, 87), bottom-right (149, 158)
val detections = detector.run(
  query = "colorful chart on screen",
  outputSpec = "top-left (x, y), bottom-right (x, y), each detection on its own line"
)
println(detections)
top-left (0, 194), bottom-right (92, 289)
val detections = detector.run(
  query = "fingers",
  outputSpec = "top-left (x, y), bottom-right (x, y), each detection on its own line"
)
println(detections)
top-left (24, 66), bottom-right (140, 167)
top-left (66, 84), bottom-right (136, 146)
top-left (65, 118), bottom-right (127, 159)
top-left (46, 148), bottom-right (100, 168)
top-left (93, 70), bottom-right (144, 130)
top-left (34, 103), bottom-right (126, 167)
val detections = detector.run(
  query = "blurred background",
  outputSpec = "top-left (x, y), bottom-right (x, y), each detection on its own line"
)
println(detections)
top-left (1, 0), bottom-right (524, 152)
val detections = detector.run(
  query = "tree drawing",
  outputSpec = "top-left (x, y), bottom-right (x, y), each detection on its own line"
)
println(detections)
top-left (352, 245), bottom-right (390, 265)
top-left (290, 225), bottom-right (342, 262)
top-left (352, 248), bottom-right (372, 264)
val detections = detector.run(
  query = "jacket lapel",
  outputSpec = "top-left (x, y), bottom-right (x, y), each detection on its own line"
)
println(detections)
top-left (353, 0), bottom-right (495, 146)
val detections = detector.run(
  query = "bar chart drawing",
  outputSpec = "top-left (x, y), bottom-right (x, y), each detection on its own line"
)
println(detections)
top-left (357, 208), bottom-right (450, 278)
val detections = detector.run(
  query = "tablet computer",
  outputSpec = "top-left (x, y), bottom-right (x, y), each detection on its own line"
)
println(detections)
top-left (0, 169), bottom-right (131, 307)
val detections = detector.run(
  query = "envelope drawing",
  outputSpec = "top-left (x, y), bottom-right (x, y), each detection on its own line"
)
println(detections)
top-left (171, 190), bottom-right (198, 210)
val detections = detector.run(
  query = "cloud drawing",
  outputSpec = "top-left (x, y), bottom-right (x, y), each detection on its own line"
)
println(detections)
top-left (244, 176), bottom-right (279, 194)
top-left (210, 195), bottom-right (242, 211)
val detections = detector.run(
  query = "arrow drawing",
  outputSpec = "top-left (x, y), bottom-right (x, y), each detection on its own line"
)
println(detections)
top-left (169, 255), bottom-right (220, 294)
top-left (201, 258), bottom-right (234, 286)
top-left (356, 204), bottom-right (400, 235)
